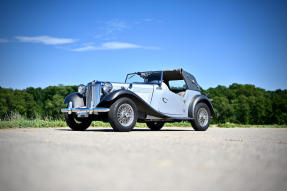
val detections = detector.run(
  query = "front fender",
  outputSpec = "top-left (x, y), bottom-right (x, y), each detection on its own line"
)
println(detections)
top-left (98, 89), bottom-right (167, 118)
top-left (63, 92), bottom-right (85, 108)
top-left (100, 89), bottom-right (136, 103)
top-left (189, 95), bottom-right (216, 118)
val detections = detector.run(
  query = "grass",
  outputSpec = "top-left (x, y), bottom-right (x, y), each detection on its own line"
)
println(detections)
top-left (0, 113), bottom-right (286, 129)
top-left (0, 119), bottom-right (192, 129)
top-left (217, 123), bottom-right (287, 128)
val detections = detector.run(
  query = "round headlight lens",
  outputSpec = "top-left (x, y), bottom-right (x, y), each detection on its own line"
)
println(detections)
top-left (78, 84), bottom-right (86, 94)
top-left (102, 82), bottom-right (113, 94)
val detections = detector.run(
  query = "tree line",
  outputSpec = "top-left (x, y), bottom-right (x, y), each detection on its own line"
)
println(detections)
top-left (0, 84), bottom-right (286, 124)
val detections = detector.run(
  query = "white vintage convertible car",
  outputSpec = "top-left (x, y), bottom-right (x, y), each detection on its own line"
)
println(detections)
top-left (61, 68), bottom-right (215, 132)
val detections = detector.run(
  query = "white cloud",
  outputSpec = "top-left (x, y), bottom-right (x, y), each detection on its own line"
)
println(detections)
top-left (15, 35), bottom-right (76, 45)
top-left (0, 38), bottom-right (8, 43)
top-left (72, 45), bottom-right (97, 52)
top-left (72, 42), bottom-right (158, 52)
top-left (143, 18), bottom-right (153, 22)
top-left (104, 20), bottom-right (128, 34)
top-left (133, 18), bottom-right (158, 25)
top-left (102, 42), bottom-right (141, 49)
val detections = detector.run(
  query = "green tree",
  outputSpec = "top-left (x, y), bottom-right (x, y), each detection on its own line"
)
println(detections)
top-left (212, 96), bottom-right (234, 123)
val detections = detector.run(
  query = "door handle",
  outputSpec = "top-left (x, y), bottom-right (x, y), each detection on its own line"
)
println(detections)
top-left (162, 98), bottom-right (168, 103)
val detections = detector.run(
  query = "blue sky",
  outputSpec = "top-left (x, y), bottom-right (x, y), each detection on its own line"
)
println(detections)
top-left (0, 0), bottom-right (286, 90)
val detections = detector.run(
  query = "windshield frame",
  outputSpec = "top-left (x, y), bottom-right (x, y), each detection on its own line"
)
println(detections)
top-left (125, 71), bottom-right (163, 85)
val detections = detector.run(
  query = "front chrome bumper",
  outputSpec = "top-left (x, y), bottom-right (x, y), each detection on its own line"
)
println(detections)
top-left (61, 101), bottom-right (109, 114)
top-left (61, 107), bottom-right (110, 114)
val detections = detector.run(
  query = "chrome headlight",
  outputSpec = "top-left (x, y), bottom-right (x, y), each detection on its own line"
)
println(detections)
top-left (102, 82), bottom-right (113, 94)
top-left (78, 84), bottom-right (86, 94)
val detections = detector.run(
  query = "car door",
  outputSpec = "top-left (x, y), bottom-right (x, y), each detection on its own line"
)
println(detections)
top-left (151, 82), bottom-right (185, 115)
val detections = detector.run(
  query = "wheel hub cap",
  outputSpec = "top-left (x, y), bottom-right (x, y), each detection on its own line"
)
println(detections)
top-left (198, 108), bottom-right (208, 127)
top-left (117, 104), bottom-right (134, 127)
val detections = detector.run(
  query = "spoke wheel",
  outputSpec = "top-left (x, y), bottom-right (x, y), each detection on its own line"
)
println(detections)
top-left (108, 98), bottom-right (138, 132)
top-left (191, 103), bottom-right (211, 131)
top-left (197, 108), bottom-right (209, 127)
top-left (117, 104), bottom-right (134, 127)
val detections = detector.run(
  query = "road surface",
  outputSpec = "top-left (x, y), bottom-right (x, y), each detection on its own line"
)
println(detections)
top-left (0, 127), bottom-right (287, 191)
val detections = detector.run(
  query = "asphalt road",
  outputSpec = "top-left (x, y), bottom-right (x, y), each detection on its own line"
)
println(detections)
top-left (0, 127), bottom-right (287, 191)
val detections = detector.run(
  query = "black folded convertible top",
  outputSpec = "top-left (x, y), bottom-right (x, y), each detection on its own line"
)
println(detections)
top-left (162, 68), bottom-right (201, 92)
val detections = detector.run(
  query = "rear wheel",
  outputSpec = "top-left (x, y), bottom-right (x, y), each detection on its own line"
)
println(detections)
top-left (146, 121), bottom-right (164, 131)
top-left (108, 97), bottom-right (138, 132)
top-left (191, 103), bottom-right (211, 131)
top-left (65, 113), bottom-right (92, 131)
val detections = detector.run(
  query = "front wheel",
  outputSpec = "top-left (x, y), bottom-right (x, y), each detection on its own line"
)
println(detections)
top-left (146, 121), bottom-right (164, 131)
top-left (191, 103), bottom-right (211, 131)
top-left (65, 113), bottom-right (92, 131)
top-left (108, 97), bottom-right (138, 132)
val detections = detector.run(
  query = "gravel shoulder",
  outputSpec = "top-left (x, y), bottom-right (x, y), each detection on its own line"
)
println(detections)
top-left (0, 127), bottom-right (287, 191)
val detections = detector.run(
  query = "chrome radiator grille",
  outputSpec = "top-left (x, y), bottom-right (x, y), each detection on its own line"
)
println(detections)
top-left (86, 82), bottom-right (101, 108)
top-left (86, 85), bottom-right (93, 107)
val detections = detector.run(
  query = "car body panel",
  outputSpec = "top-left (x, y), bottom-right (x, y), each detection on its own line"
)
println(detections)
top-left (128, 84), bottom-right (154, 104)
top-left (105, 82), bottom-right (202, 119)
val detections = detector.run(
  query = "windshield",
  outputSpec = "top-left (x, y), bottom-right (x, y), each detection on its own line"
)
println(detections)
top-left (125, 71), bottom-right (162, 84)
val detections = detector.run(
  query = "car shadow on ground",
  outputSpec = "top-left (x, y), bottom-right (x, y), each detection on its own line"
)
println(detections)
top-left (56, 128), bottom-right (194, 132)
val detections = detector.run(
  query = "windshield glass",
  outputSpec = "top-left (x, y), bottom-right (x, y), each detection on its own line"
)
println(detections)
top-left (125, 71), bottom-right (162, 84)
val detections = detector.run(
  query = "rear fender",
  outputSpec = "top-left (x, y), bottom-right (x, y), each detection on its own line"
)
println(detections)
top-left (188, 95), bottom-right (216, 118)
